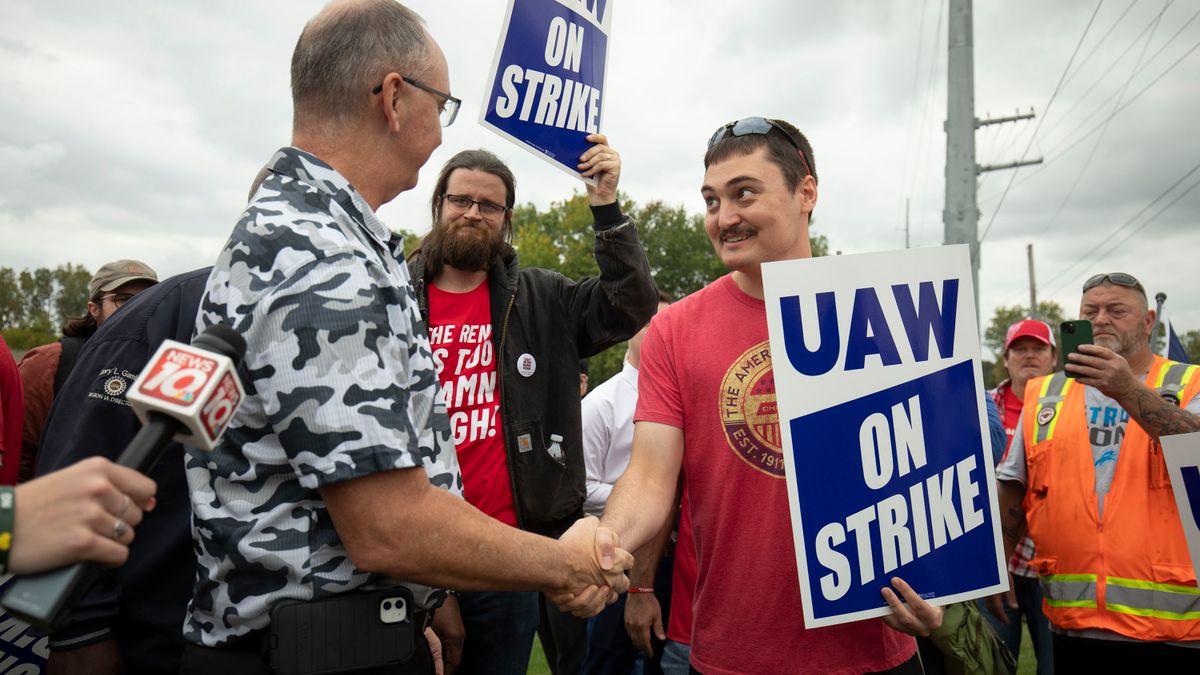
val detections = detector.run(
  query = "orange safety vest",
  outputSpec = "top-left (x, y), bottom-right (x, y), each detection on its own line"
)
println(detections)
top-left (1022, 355), bottom-right (1200, 642)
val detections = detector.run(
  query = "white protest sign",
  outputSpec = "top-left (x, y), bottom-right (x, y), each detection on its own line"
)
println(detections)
top-left (1161, 431), bottom-right (1200, 581)
top-left (480, 0), bottom-right (613, 183)
top-left (762, 245), bottom-right (1007, 628)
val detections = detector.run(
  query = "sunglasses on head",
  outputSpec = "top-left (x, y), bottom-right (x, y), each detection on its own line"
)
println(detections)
top-left (707, 117), bottom-right (813, 178)
top-left (1082, 272), bottom-right (1145, 296)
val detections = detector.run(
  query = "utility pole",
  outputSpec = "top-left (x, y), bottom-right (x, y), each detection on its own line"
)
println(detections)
top-left (943, 0), bottom-right (979, 309)
top-left (1027, 243), bottom-right (1037, 316)
top-left (943, 0), bottom-right (1042, 318)
top-left (905, 198), bottom-right (911, 249)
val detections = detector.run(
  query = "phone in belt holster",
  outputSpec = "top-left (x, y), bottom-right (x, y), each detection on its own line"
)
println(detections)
top-left (269, 586), bottom-right (423, 675)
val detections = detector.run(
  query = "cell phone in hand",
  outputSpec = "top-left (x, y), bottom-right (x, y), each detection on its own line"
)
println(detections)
top-left (1060, 320), bottom-right (1094, 378)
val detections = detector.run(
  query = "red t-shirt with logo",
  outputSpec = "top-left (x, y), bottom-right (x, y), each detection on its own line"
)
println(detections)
top-left (428, 282), bottom-right (515, 526)
top-left (666, 485), bottom-right (696, 645)
top-left (636, 274), bottom-right (915, 675)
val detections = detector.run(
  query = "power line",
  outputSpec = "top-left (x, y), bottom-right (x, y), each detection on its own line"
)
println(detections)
top-left (1040, 1), bottom-right (1167, 145)
top-left (1039, 1), bottom-right (1168, 235)
top-left (1043, 31), bottom-right (1200, 160)
top-left (913, 0), bottom-right (946, 245)
top-left (1060, 0), bottom-right (1142, 91)
top-left (990, 0), bottom-right (1138, 172)
top-left (977, 15), bottom-right (1200, 211)
top-left (1040, 159), bottom-right (1200, 295)
top-left (979, 0), bottom-right (1106, 243)
top-left (1041, 4), bottom-right (1200, 157)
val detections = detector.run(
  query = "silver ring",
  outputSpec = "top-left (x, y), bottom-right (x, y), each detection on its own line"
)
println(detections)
top-left (111, 518), bottom-right (129, 540)
top-left (116, 495), bottom-right (132, 520)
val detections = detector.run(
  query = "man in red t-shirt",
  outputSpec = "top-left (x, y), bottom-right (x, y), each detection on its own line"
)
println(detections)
top-left (597, 118), bottom-right (931, 674)
top-left (407, 139), bottom-right (658, 675)
top-left (983, 319), bottom-right (1057, 672)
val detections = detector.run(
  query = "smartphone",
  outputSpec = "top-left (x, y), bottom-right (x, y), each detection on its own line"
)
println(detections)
top-left (269, 587), bottom-right (415, 675)
top-left (1060, 320), bottom-right (1094, 378)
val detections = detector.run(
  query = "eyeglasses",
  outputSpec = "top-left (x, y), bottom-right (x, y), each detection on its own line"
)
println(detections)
top-left (707, 116), bottom-right (813, 178)
top-left (443, 194), bottom-right (509, 219)
top-left (99, 292), bottom-right (135, 308)
top-left (372, 76), bottom-right (460, 127)
top-left (1082, 272), bottom-right (1146, 296)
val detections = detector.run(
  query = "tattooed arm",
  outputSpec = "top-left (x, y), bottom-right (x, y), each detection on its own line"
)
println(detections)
top-left (1066, 344), bottom-right (1200, 440)
top-left (1123, 385), bottom-right (1200, 439)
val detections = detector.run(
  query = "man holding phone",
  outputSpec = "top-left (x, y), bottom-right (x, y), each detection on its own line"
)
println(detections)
top-left (993, 273), bottom-right (1200, 669)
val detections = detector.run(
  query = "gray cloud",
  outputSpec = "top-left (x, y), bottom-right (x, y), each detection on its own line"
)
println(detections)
top-left (1, 0), bottom-right (1197, 337)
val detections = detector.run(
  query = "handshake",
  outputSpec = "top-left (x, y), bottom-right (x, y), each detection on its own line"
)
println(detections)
top-left (548, 516), bottom-right (632, 618)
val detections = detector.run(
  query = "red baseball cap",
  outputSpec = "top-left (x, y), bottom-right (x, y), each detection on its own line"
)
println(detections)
top-left (1004, 319), bottom-right (1056, 352)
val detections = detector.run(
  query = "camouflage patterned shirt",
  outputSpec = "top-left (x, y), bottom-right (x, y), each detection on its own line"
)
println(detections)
top-left (187, 146), bottom-right (462, 647)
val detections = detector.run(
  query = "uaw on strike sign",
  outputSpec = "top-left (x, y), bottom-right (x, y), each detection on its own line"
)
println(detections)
top-left (762, 245), bottom-right (1007, 627)
top-left (481, 0), bottom-right (612, 182)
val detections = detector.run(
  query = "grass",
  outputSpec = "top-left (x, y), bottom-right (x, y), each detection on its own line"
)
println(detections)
top-left (1016, 623), bottom-right (1038, 675)
top-left (527, 622), bottom-right (1042, 674)
top-left (527, 640), bottom-right (551, 675)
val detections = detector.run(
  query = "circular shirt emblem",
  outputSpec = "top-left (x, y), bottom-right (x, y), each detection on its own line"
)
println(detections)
top-left (104, 376), bottom-right (128, 397)
top-left (718, 341), bottom-right (785, 477)
top-left (1036, 406), bottom-right (1056, 426)
top-left (516, 353), bottom-right (537, 377)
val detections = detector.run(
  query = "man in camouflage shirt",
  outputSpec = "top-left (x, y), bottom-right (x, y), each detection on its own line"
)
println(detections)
top-left (183, 2), bottom-right (631, 672)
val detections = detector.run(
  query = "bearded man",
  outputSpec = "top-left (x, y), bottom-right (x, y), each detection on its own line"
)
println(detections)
top-left (406, 138), bottom-right (658, 675)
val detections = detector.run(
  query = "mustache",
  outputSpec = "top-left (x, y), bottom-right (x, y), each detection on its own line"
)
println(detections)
top-left (720, 226), bottom-right (755, 241)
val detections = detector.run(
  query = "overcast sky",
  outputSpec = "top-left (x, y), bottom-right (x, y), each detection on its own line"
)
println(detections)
top-left (2, 0), bottom-right (1198, 349)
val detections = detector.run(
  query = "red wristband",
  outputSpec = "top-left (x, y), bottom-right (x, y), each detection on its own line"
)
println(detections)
top-left (628, 587), bottom-right (655, 594)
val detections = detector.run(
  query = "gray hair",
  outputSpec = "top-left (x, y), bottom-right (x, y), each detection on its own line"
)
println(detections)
top-left (291, 0), bottom-right (432, 128)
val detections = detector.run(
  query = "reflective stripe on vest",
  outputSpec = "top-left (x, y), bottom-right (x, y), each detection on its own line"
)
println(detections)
top-left (1034, 373), bottom-right (1073, 444)
top-left (1155, 363), bottom-right (1200, 402)
top-left (1043, 573), bottom-right (1098, 609)
top-left (1106, 576), bottom-right (1200, 621)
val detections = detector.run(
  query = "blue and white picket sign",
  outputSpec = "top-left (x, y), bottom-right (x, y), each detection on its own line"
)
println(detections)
top-left (480, 0), bottom-right (612, 183)
top-left (762, 245), bottom-right (1007, 628)
top-left (1161, 431), bottom-right (1200, 582)
top-left (0, 576), bottom-right (47, 673)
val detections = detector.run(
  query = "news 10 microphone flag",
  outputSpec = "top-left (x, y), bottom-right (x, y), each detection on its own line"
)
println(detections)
top-left (126, 338), bottom-right (245, 451)
top-left (480, 0), bottom-right (612, 183)
top-left (762, 245), bottom-right (1007, 628)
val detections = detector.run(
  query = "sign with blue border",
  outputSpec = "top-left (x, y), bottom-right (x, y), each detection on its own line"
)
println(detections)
top-left (762, 245), bottom-right (1007, 628)
top-left (479, 0), bottom-right (612, 183)
top-left (1162, 431), bottom-right (1200, 582)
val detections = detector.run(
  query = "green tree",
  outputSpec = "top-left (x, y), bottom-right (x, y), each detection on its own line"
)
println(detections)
top-left (508, 192), bottom-right (831, 387)
top-left (19, 267), bottom-right (55, 333)
top-left (0, 267), bottom-right (22, 330)
top-left (632, 200), bottom-right (724, 300)
top-left (512, 193), bottom-right (599, 281)
top-left (984, 301), bottom-right (1066, 385)
top-left (53, 263), bottom-right (92, 328)
top-left (1183, 330), bottom-right (1200, 364)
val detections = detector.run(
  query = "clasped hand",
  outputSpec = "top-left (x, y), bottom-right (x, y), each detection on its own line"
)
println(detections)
top-left (549, 517), bottom-right (632, 617)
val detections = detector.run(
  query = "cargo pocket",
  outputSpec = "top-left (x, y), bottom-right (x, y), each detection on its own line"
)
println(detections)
top-left (1149, 565), bottom-right (1200, 639)
top-left (509, 420), bottom-right (581, 525)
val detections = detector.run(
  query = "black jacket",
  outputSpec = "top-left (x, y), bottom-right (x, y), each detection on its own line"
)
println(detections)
top-left (409, 207), bottom-right (657, 537)
top-left (34, 268), bottom-right (211, 675)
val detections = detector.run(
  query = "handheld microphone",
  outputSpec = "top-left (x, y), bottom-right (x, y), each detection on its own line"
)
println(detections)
top-left (0, 324), bottom-right (247, 631)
